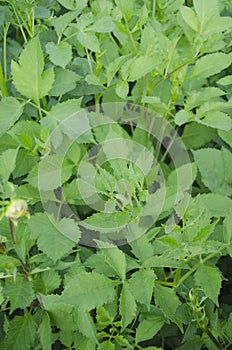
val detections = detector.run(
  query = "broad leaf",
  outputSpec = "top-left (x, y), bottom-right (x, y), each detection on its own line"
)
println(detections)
top-left (189, 53), bottom-right (232, 80)
top-left (136, 316), bottom-right (165, 344)
top-left (46, 41), bottom-right (72, 68)
top-left (194, 265), bottom-right (223, 306)
top-left (11, 37), bottom-right (54, 103)
top-left (193, 148), bottom-right (232, 196)
top-left (154, 285), bottom-right (181, 326)
top-left (28, 213), bottom-right (78, 262)
top-left (60, 272), bottom-right (116, 310)
top-left (129, 269), bottom-right (156, 309)
top-left (76, 309), bottom-right (97, 342)
top-left (0, 97), bottom-right (23, 137)
top-left (0, 148), bottom-right (18, 181)
top-left (38, 312), bottom-right (52, 350)
top-left (120, 283), bottom-right (137, 329)
top-left (4, 278), bottom-right (35, 314)
top-left (6, 315), bottom-right (37, 350)
top-left (99, 244), bottom-right (126, 281)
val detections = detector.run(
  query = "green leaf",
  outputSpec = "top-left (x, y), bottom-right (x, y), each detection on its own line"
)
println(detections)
top-left (76, 309), bottom-right (97, 342)
top-left (28, 213), bottom-right (78, 262)
top-left (129, 269), bottom-right (156, 309)
top-left (77, 31), bottom-right (100, 52)
top-left (129, 234), bottom-right (154, 262)
top-left (49, 67), bottom-right (79, 96)
top-left (38, 155), bottom-right (73, 190)
top-left (46, 41), bottom-right (72, 68)
top-left (98, 340), bottom-right (115, 350)
top-left (6, 314), bottom-right (37, 350)
top-left (182, 123), bottom-right (217, 149)
top-left (86, 16), bottom-right (115, 33)
top-left (11, 36), bottom-right (54, 103)
top-left (0, 97), bottom-right (23, 137)
top-left (33, 270), bottom-right (61, 294)
top-left (38, 312), bottom-right (52, 350)
top-left (194, 265), bottom-right (223, 305)
top-left (59, 272), bottom-right (116, 310)
top-left (185, 87), bottom-right (226, 110)
top-left (127, 55), bottom-right (158, 81)
top-left (196, 194), bottom-right (232, 217)
top-left (189, 53), bottom-right (232, 80)
top-left (13, 149), bottom-right (38, 178)
top-left (120, 283), bottom-right (137, 329)
top-left (41, 296), bottom-right (75, 331)
top-left (223, 211), bottom-right (232, 244)
top-left (0, 148), bottom-right (18, 181)
top-left (195, 111), bottom-right (231, 131)
top-left (175, 110), bottom-right (194, 126)
top-left (136, 316), bottom-right (165, 344)
top-left (115, 81), bottom-right (129, 99)
top-left (100, 244), bottom-right (126, 281)
top-left (218, 129), bottom-right (232, 147)
top-left (154, 285), bottom-right (181, 324)
top-left (180, 6), bottom-right (199, 32)
top-left (193, 148), bottom-right (232, 196)
top-left (217, 75), bottom-right (232, 86)
top-left (83, 211), bottom-right (132, 233)
top-left (3, 278), bottom-right (35, 314)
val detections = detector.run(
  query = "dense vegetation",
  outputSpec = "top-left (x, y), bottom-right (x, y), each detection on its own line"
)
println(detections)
top-left (0, 0), bottom-right (232, 349)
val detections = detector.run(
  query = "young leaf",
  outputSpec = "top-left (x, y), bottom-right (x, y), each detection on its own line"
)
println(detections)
top-left (11, 36), bottom-right (54, 103)
top-left (38, 312), bottom-right (52, 350)
top-left (0, 97), bottom-right (23, 138)
top-left (120, 283), bottom-right (137, 329)
top-left (194, 265), bottom-right (223, 306)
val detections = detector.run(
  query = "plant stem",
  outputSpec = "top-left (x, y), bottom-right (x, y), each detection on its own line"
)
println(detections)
top-left (3, 23), bottom-right (10, 82)
top-left (201, 324), bottom-right (225, 350)
top-left (176, 252), bottom-right (221, 287)
top-left (9, 219), bottom-right (15, 243)
top-left (0, 62), bottom-right (8, 97)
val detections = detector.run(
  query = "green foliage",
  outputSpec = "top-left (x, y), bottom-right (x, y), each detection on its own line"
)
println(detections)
top-left (0, 0), bottom-right (231, 349)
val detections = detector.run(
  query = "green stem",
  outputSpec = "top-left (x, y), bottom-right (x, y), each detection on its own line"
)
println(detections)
top-left (152, 0), bottom-right (156, 19)
top-left (124, 18), bottom-right (137, 53)
top-left (3, 23), bottom-right (9, 81)
top-left (201, 324), bottom-right (225, 350)
top-left (9, 219), bottom-right (15, 244)
top-left (176, 252), bottom-right (221, 287)
top-left (0, 62), bottom-right (8, 97)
